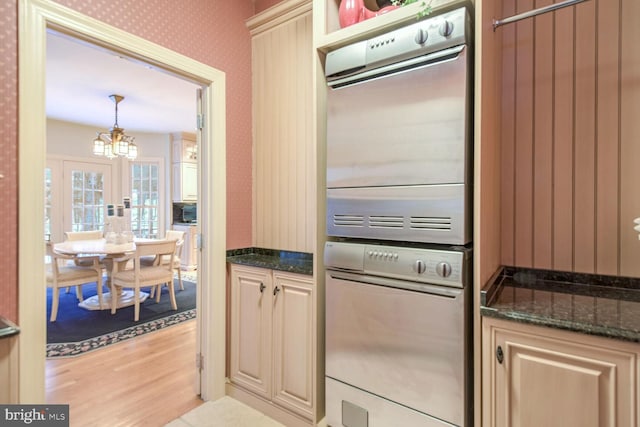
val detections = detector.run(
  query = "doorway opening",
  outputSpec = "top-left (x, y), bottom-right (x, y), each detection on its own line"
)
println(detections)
top-left (18, 0), bottom-right (227, 404)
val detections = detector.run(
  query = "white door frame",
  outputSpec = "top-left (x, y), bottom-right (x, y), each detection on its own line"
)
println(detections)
top-left (18, 0), bottom-right (227, 403)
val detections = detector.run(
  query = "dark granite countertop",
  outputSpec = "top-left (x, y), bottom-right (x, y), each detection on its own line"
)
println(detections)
top-left (481, 267), bottom-right (640, 342)
top-left (226, 247), bottom-right (313, 276)
top-left (0, 316), bottom-right (19, 339)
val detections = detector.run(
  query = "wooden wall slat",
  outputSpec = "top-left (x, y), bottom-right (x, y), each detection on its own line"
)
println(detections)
top-left (253, 11), bottom-right (313, 253)
top-left (552, 6), bottom-right (575, 271)
top-left (283, 15), bottom-right (293, 250)
top-left (291, 16), bottom-right (304, 249)
top-left (619, 0), bottom-right (640, 277)
top-left (572, 0), bottom-right (597, 273)
top-left (596, 0), bottom-right (621, 275)
top-left (514, 0), bottom-right (535, 266)
top-left (500, 0), bottom-right (517, 266)
top-left (532, 0), bottom-right (554, 269)
top-left (502, 0), bottom-right (637, 277)
top-left (302, 14), bottom-right (314, 250)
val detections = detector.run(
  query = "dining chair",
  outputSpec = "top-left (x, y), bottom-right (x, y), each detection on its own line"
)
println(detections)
top-left (62, 230), bottom-right (106, 292)
top-left (64, 230), bottom-right (103, 241)
top-left (142, 230), bottom-right (186, 297)
top-left (45, 242), bottom-right (104, 322)
top-left (110, 240), bottom-right (177, 321)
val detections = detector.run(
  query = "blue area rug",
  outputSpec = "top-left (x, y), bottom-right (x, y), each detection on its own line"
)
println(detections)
top-left (46, 278), bottom-right (196, 358)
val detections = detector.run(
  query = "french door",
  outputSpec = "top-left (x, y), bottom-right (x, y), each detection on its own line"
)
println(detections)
top-left (62, 161), bottom-right (113, 234)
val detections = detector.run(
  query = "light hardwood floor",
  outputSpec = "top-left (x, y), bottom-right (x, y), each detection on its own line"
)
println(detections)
top-left (46, 319), bottom-right (202, 427)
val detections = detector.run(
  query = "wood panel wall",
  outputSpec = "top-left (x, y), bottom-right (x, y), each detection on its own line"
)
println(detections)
top-left (475, 1), bottom-right (503, 425)
top-left (500, 0), bottom-right (640, 277)
top-left (249, 4), bottom-right (315, 253)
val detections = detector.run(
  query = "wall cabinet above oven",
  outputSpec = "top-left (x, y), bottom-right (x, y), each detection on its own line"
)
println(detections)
top-left (248, 0), bottom-right (314, 254)
top-left (314, 0), bottom-right (472, 53)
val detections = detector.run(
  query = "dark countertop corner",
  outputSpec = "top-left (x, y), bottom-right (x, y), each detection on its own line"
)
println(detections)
top-left (0, 316), bottom-right (19, 339)
top-left (481, 266), bottom-right (640, 343)
top-left (226, 247), bottom-right (313, 276)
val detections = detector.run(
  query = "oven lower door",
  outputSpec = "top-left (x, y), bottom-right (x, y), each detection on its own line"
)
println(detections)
top-left (325, 271), bottom-right (470, 427)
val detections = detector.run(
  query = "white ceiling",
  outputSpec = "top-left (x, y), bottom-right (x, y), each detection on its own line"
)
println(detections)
top-left (46, 31), bottom-right (201, 134)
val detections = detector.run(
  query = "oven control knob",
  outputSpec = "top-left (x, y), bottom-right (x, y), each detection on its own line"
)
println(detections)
top-left (414, 28), bottom-right (429, 45)
top-left (439, 20), bottom-right (454, 37)
top-left (436, 262), bottom-right (452, 278)
top-left (413, 260), bottom-right (426, 274)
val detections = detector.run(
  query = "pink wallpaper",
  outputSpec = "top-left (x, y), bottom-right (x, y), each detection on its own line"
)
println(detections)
top-left (0, 0), bottom-right (256, 322)
top-left (0, 0), bottom-right (19, 322)
top-left (255, 0), bottom-right (284, 14)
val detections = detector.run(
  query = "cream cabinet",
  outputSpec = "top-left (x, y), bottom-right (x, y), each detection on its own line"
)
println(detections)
top-left (229, 264), bottom-right (315, 421)
top-left (248, 0), bottom-right (314, 254)
top-left (172, 224), bottom-right (197, 270)
top-left (482, 317), bottom-right (639, 427)
top-left (172, 162), bottom-right (197, 202)
top-left (171, 132), bottom-right (197, 202)
top-left (171, 132), bottom-right (197, 163)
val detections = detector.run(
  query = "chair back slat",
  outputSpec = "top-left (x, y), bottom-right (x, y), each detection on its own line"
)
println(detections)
top-left (165, 230), bottom-right (185, 242)
top-left (64, 230), bottom-right (103, 241)
top-left (134, 240), bottom-right (176, 259)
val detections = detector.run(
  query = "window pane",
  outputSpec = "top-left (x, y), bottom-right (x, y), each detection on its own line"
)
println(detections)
top-left (70, 170), bottom-right (106, 232)
top-left (130, 163), bottom-right (160, 238)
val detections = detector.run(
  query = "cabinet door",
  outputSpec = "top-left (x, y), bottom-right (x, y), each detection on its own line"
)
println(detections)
top-left (182, 140), bottom-right (197, 163)
top-left (483, 317), bottom-right (636, 427)
top-left (173, 163), bottom-right (198, 202)
top-left (271, 272), bottom-right (314, 419)
top-left (172, 135), bottom-right (197, 163)
top-left (252, 9), bottom-right (314, 253)
top-left (230, 265), bottom-right (272, 400)
top-left (172, 163), bottom-right (182, 202)
top-left (181, 163), bottom-right (198, 201)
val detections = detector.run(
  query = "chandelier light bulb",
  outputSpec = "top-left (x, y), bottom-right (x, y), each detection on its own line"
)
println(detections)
top-left (92, 136), bottom-right (105, 156)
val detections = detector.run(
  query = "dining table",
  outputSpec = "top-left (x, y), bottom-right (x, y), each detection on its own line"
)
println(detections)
top-left (53, 238), bottom-right (155, 311)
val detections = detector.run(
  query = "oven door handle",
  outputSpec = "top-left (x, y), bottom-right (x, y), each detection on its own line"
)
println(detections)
top-left (327, 44), bottom-right (466, 89)
top-left (328, 270), bottom-right (462, 298)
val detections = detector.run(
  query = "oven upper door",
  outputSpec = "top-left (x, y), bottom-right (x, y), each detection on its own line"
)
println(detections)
top-left (326, 46), bottom-right (470, 189)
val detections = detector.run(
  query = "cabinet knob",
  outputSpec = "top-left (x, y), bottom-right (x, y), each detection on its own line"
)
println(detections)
top-left (273, 286), bottom-right (280, 296)
top-left (496, 345), bottom-right (504, 364)
top-left (259, 283), bottom-right (265, 293)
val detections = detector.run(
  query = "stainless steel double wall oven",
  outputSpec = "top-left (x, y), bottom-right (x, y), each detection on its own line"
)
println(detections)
top-left (324, 6), bottom-right (473, 427)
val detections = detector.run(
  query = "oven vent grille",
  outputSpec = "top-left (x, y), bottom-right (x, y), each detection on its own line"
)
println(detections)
top-left (410, 216), bottom-right (452, 230)
top-left (369, 216), bottom-right (404, 228)
top-left (333, 215), bottom-right (364, 227)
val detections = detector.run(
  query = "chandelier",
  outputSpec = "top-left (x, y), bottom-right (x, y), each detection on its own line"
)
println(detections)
top-left (92, 94), bottom-right (138, 160)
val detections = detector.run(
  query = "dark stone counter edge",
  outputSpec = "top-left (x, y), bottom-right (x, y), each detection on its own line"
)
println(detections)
top-left (480, 306), bottom-right (640, 344)
top-left (226, 247), bottom-right (313, 276)
top-left (0, 316), bottom-right (20, 339)
top-left (481, 266), bottom-right (640, 343)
